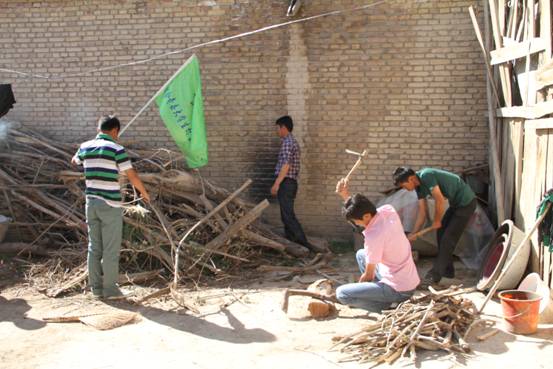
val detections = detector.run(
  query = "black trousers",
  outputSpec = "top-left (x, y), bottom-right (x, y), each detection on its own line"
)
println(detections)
top-left (277, 178), bottom-right (308, 246)
top-left (433, 198), bottom-right (477, 279)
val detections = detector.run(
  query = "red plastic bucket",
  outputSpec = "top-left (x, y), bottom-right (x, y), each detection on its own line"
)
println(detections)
top-left (498, 290), bottom-right (542, 334)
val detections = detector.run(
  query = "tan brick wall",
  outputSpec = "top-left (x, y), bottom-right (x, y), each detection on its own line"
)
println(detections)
top-left (1, 0), bottom-right (489, 240)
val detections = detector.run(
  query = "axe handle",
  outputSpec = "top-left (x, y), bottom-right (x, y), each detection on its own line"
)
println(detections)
top-left (412, 226), bottom-right (434, 239)
top-left (344, 156), bottom-right (364, 182)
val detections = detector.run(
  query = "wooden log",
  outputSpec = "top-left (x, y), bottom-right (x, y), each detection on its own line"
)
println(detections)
top-left (205, 199), bottom-right (269, 250)
top-left (281, 288), bottom-right (339, 313)
top-left (241, 229), bottom-right (310, 257)
top-left (0, 242), bottom-right (52, 256)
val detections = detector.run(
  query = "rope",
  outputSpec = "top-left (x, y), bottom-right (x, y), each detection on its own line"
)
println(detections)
top-left (0, 1), bottom-right (387, 81)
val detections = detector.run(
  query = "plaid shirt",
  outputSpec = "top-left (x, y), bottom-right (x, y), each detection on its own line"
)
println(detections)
top-left (275, 134), bottom-right (300, 180)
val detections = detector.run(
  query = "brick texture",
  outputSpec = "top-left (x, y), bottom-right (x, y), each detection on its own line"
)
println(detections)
top-left (0, 0), bottom-right (489, 240)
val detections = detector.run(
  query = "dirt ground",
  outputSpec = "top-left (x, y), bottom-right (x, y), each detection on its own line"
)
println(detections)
top-left (1, 254), bottom-right (553, 369)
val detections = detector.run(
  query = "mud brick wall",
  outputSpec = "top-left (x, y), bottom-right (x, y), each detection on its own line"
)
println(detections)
top-left (0, 0), bottom-right (489, 239)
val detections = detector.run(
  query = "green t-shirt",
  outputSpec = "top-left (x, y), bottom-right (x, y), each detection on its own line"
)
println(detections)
top-left (415, 168), bottom-right (475, 208)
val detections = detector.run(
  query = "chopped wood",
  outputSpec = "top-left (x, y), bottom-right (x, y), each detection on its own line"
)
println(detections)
top-left (332, 286), bottom-right (479, 366)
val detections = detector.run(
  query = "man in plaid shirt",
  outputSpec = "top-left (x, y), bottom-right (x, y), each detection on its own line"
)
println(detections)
top-left (271, 115), bottom-right (310, 248)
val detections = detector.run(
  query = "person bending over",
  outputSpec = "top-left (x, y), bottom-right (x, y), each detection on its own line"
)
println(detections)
top-left (392, 167), bottom-right (476, 284)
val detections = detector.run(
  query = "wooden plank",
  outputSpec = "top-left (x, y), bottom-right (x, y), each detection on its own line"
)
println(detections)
top-left (501, 120), bottom-right (514, 219)
top-left (506, 0), bottom-right (519, 39)
top-left (490, 37), bottom-right (547, 65)
top-left (524, 117), bottom-right (553, 129)
top-left (489, 0), bottom-right (513, 106)
top-left (512, 119), bottom-right (525, 225)
top-left (545, 129), bottom-right (553, 287)
top-left (499, 0), bottom-right (506, 36)
top-left (524, 0), bottom-right (536, 105)
top-left (540, 0), bottom-right (552, 61)
top-left (536, 131), bottom-right (549, 284)
top-left (520, 124), bottom-right (539, 271)
top-left (536, 61), bottom-right (553, 90)
top-left (469, 6), bottom-right (502, 106)
top-left (497, 99), bottom-right (553, 118)
top-left (485, 0), bottom-right (506, 223)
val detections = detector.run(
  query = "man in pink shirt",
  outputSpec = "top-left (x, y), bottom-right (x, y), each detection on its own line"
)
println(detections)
top-left (335, 180), bottom-right (420, 312)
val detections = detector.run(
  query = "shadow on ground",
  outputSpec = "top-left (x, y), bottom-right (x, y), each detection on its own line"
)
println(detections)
top-left (104, 299), bottom-right (276, 344)
top-left (0, 296), bottom-right (46, 330)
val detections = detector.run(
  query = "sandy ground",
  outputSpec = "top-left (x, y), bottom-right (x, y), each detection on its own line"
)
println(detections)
top-left (1, 254), bottom-right (553, 369)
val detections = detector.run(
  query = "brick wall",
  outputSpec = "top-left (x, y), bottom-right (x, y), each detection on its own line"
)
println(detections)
top-left (0, 0), bottom-right (489, 240)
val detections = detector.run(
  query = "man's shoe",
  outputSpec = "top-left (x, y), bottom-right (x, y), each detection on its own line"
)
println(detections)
top-left (103, 287), bottom-right (127, 300)
top-left (444, 264), bottom-right (455, 279)
top-left (91, 288), bottom-right (103, 299)
top-left (424, 269), bottom-right (442, 284)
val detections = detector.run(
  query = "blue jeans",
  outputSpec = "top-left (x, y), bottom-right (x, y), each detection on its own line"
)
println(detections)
top-left (336, 249), bottom-right (414, 312)
top-left (85, 197), bottom-right (123, 297)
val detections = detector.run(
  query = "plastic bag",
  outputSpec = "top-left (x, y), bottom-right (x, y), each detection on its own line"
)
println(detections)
top-left (376, 189), bottom-right (419, 233)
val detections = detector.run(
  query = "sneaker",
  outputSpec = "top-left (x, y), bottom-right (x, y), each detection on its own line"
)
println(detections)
top-left (91, 288), bottom-right (103, 299)
top-left (103, 287), bottom-right (127, 300)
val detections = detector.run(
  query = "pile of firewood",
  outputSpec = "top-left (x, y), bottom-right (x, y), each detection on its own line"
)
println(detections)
top-left (0, 122), bottom-right (322, 296)
top-left (331, 286), bottom-right (478, 367)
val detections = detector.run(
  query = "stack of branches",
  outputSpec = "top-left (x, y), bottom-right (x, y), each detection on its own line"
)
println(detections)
top-left (0, 124), bottom-right (319, 297)
top-left (331, 286), bottom-right (478, 367)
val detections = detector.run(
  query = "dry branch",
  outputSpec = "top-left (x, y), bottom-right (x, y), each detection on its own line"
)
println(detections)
top-left (331, 286), bottom-right (479, 367)
top-left (1, 125), bottom-right (313, 297)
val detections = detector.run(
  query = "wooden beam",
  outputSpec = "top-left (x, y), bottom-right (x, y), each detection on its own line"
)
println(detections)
top-left (205, 199), bottom-right (269, 250)
top-left (501, 121), bottom-right (515, 219)
top-left (540, 0), bottom-right (552, 61)
top-left (499, 0), bottom-right (506, 36)
top-left (512, 120), bottom-right (524, 225)
top-left (490, 37), bottom-right (547, 65)
top-left (489, 0), bottom-right (513, 106)
top-left (485, 0), bottom-right (505, 223)
top-left (524, 0), bottom-right (536, 105)
top-left (524, 117), bottom-right (553, 129)
top-left (506, 0), bottom-right (519, 39)
top-left (469, 6), bottom-right (502, 106)
top-left (496, 99), bottom-right (553, 118)
top-left (544, 129), bottom-right (553, 286)
top-left (536, 59), bottom-right (553, 89)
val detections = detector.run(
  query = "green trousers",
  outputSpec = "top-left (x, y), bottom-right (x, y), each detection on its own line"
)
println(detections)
top-left (85, 197), bottom-right (123, 297)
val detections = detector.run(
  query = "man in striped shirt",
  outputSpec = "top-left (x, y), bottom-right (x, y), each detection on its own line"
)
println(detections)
top-left (72, 115), bottom-right (150, 299)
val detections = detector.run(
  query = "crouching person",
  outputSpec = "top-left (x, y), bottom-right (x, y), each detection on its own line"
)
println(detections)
top-left (335, 180), bottom-right (420, 312)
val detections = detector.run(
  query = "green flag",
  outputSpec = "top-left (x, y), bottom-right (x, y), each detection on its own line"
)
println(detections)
top-left (155, 55), bottom-right (208, 168)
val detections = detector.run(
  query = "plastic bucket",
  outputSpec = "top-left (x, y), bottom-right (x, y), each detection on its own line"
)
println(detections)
top-left (518, 273), bottom-right (550, 314)
top-left (498, 290), bottom-right (542, 334)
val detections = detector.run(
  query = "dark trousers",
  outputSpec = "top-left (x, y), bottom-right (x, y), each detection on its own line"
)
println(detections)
top-left (277, 178), bottom-right (308, 246)
top-left (433, 198), bottom-right (477, 279)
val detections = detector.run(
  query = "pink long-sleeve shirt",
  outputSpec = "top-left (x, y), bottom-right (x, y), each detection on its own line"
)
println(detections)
top-left (362, 205), bottom-right (420, 292)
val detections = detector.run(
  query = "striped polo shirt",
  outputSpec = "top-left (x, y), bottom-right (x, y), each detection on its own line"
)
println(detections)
top-left (73, 133), bottom-right (133, 203)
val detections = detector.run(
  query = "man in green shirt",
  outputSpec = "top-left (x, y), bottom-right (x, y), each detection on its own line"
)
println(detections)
top-left (393, 167), bottom-right (476, 284)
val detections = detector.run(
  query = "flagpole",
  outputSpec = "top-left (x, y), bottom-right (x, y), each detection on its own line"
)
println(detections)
top-left (119, 54), bottom-right (197, 136)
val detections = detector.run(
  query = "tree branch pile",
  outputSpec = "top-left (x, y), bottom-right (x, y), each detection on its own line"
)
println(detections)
top-left (0, 125), bottom-right (320, 296)
top-left (330, 286), bottom-right (479, 367)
